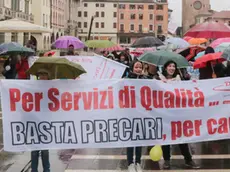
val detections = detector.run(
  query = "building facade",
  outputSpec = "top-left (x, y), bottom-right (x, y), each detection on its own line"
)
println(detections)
top-left (50, 0), bottom-right (65, 43)
top-left (0, 0), bottom-right (34, 44)
top-left (31, 0), bottom-right (51, 50)
top-left (65, 0), bottom-right (81, 37)
top-left (76, 0), bottom-right (117, 42)
top-left (195, 10), bottom-right (230, 27)
top-left (117, 0), bottom-right (168, 44)
top-left (182, 0), bottom-right (211, 34)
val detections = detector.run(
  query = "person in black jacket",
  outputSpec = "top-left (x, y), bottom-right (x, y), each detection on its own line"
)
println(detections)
top-left (126, 60), bottom-right (146, 172)
top-left (2, 55), bottom-right (17, 79)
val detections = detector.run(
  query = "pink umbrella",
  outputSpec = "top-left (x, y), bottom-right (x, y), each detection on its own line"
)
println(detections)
top-left (54, 36), bottom-right (85, 49)
top-left (98, 45), bottom-right (124, 52)
top-left (183, 36), bottom-right (193, 42)
top-left (184, 21), bottom-right (230, 39)
top-left (210, 37), bottom-right (230, 48)
top-left (135, 47), bottom-right (155, 52)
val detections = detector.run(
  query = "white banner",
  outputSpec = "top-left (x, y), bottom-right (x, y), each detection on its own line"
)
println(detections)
top-left (28, 56), bottom-right (127, 80)
top-left (1, 78), bottom-right (230, 152)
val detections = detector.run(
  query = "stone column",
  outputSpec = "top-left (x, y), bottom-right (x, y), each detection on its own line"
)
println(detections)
top-left (18, 32), bottom-right (24, 45)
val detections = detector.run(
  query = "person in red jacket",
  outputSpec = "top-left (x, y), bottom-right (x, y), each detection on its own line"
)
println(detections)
top-left (16, 55), bottom-right (29, 79)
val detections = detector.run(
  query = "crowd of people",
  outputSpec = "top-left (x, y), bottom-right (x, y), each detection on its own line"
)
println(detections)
top-left (98, 46), bottom-right (230, 172)
top-left (2, 42), bottom-right (230, 172)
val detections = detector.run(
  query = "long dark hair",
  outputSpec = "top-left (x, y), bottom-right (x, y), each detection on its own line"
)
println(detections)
top-left (162, 60), bottom-right (179, 78)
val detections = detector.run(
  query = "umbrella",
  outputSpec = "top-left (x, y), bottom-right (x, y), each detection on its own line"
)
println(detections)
top-left (139, 50), bottom-right (189, 68)
top-left (54, 36), bottom-right (85, 49)
top-left (0, 46), bottom-right (35, 55)
top-left (188, 38), bottom-right (208, 45)
top-left (0, 42), bottom-right (22, 52)
top-left (178, 45), bottom-right (206, 61)
top-left (27, 57), bottom-right (86, 79)
top-left (194, 43), bottom-right (230, 60)
top-left (183, 36), bottom-right (193, 42)
top-left (85, 40), bottom-right (116, 48)
top-left (131, 36), bottom-right (164, 48)
top-left (193, 52), bottom-right (225, 69)
top-left (44, 51), bottom-right (55, 57)
top-left (184, 21), bottom-right (230, 39)
top-left (97, 45), bottom-right (124, 52)
top-left (210, 38), bottom-right (230, 48)
top-left (166, 38), bottom-right (190, 49)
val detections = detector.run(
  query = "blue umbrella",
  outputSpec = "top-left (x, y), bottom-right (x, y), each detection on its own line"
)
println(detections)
top-left (0, 42), bottom-right (22, 52)
top-left (166, 38), bottom-right (190, 49)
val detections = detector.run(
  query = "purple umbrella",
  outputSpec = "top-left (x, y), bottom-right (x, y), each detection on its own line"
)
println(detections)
top-left (54, 36), bottom-right (85, 49)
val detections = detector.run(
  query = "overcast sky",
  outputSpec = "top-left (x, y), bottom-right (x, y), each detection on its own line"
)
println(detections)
top-left (168, 0), bottom-right (230, 26)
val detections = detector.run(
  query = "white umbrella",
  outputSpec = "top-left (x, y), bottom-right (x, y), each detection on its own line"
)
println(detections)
top-left (0, 18), bottom-right (52, 33)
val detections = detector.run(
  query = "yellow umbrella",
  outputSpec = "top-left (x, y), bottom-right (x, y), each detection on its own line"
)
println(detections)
top-left (188, 38), bottom-right (208, 45)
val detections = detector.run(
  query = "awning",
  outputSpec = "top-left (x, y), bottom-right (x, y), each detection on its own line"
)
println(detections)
top-left (0, 18), bottom-right (52, 33)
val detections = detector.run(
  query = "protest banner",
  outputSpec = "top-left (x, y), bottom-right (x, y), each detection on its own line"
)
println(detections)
top-left (28, 56), bottom-right (127, 80)
top-left (1, 78), bottom-right (230, 152)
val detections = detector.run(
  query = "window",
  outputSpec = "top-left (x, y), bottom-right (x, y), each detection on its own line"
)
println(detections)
top-left (101, 12), bottom-right (105, 17)
top-left (84, 22), bottom-right (87, 28)
top-left (114, 12), bottom-right (117, 18)
top-left (157, 25), bottom-right (162, 33)
top-left (11, 33), bottom-right (18, 42)
top-left (157, 5), bottom-right (163, 10)
top-left (113, 23), bottom-right (117, 28)
top-left (100, 4), bottom-right (105, 7)
top-left (139, 25), bottom-right (142, 32)
top-left (156, 15), bottom-right (163, 21)
top-left (114, 4), bottom-right (117, 8)
top-left (25, 0), bottom-right (29, 14)
top-left (96, 3), bottom-right (99, 7)
top-left (0, 33), bottom-right (5, 44)
top-left (120, 24), bottom-right (124, 31)
top-left (78, 22), bottom-right (81, 28)
top-left (95, 12), bottom-right (99, 17)
top-left (130, 24), bottom-right (134, 31)
top-left (139, 14), bottom-right (143, 20)
top-left (119, 4), bottom-right (125, 9)
top-left (78, 11), bottom-right (82, 17)
top-left (149, 24), bottom-right (153, 31)
top-left (129, 5), bottom-right (135, 9)
top-left (84, 3), bottom-right (87, 7)
top-left (148, 5), bottom-right (154, 9)
top-left (84, 11), bottom-right (87, 17)
top-left (95, 22), bottom-right (99, 28)
top-left (101, 22), bottom-right (105, 28)
top-left (130, 14), bottom-right (135, 20)
top-left (137, 5), bottom-right (143, 9)
top-left (120, 13), bottom-right (124, 19)
top-left (149, 14), bottom-right (153, 20)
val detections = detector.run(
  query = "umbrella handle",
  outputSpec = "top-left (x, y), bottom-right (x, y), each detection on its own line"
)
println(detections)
top-left (55, 66), bottom-right (58, 79)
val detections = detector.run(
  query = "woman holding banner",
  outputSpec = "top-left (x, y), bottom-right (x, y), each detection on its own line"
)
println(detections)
top-left (126, 60), bottom-right (147, 172)
top-left (158, 60), bottom-right (200, 170)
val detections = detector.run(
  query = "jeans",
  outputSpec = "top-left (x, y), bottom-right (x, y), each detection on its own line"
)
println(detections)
top-left (127, 147), bottom-right (142, 165)
top-left (31, 150), bottom-right (50, 172)
top-left (162, 144), bottom-right (192, 162)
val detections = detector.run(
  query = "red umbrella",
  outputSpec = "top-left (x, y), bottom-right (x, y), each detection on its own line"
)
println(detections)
top-left (98, 45), bottom-right (124, 52)
top-left (44, 51), bottom-right (55, 56)
top-left (193, 52), bottom-right (225, 69)
top-left (184, 22), bottom-right (230, 39)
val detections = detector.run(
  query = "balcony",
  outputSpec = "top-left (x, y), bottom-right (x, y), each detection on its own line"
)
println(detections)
top-left (0, 7), bottom-right (34, 23)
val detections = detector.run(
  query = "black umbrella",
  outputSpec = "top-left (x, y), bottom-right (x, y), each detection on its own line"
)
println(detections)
top-left (131, 36), bottom-right (164, 48)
